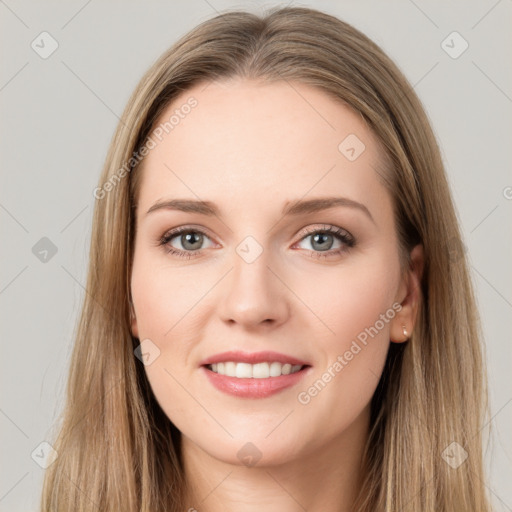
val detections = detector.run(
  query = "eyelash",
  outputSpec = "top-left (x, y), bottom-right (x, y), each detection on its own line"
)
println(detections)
top-left (158, 224), bottom-right (356, 260)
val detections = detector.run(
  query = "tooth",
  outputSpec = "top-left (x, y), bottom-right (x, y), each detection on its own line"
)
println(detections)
top-left (269, 362), bottom-right (282, 377)
top-left (225, 361), bottom-right (236, 377)
top-left (235, 362), bottom-right (253, 378)
top-left (252, 362), bottom-right (270, 378)
top-left (210, 361), bottom-right (305, 377)
top-left (281, 363), bottom-right (292, 375)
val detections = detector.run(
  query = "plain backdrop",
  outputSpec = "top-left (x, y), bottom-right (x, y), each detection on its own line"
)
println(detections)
top-left (1, 1), bottom-right (511, 510)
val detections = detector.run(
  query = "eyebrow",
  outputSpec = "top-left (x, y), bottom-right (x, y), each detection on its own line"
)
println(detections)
top-left (145, 196), bottom-right (374, 223)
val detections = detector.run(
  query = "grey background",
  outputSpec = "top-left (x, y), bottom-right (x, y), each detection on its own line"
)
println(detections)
top-left (1, 1), bottom-right (511, 510)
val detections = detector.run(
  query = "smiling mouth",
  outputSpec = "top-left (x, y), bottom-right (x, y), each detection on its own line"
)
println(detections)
top-left (204, 361), bottom-right (309, 378)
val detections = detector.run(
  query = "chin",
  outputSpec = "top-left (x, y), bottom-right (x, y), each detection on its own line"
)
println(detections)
top-left (188, 433), bottom-right (301, 468)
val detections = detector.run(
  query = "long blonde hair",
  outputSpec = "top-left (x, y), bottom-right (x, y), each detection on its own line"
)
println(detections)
top-left (41, 6), bottom-right (492, 511)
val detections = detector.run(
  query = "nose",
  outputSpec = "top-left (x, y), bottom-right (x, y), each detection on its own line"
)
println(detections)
top-left (217, 245), bottom-right (290, 329)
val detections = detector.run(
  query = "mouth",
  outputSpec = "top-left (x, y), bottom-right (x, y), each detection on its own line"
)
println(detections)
top-left (200, 352), bottom-right (312, 398)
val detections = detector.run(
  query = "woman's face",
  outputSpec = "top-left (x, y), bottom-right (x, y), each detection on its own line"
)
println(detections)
top-left (130, 78), bottom-right (416, 466)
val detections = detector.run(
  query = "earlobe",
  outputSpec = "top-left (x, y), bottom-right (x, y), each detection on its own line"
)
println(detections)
top-left (390, 244), bottom-right (424, 343)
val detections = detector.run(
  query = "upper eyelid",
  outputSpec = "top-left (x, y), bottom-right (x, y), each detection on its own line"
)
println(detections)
top-left (162, 224), bottom-right (216, 242)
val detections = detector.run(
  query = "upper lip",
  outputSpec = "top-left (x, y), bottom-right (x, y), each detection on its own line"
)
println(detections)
top-left (200, 350), bottom-right (310, 367)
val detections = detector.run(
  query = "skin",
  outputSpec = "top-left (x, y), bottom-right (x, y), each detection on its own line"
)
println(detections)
top-left (130, 78), bottom-right (423, 512)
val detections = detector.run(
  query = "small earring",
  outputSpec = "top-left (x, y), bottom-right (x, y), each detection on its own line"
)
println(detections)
top-left (402, 325), bottom-right (408, 340)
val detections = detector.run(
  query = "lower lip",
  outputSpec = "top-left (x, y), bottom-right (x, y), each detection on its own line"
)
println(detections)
top-left (202, 365), bottom-right (311, 398)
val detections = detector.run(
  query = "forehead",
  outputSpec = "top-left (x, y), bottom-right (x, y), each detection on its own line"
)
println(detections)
top-left (136, 78), bottom-right (389, 218)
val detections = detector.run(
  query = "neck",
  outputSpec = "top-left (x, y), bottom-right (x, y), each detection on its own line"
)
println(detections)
top-left (180, 404), bottom-right (370, 512)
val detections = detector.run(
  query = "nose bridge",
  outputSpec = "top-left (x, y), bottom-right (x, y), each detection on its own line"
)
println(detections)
top-left (218, 232), bottom-right (289, 326)
top-left (233, 235), bottom-right (272, 291)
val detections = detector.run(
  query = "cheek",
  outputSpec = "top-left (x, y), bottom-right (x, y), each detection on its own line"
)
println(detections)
top-left (130, 250), bottom-right (215, 416)
top-left (292, 254), bottom-right (399, 415)
top-left (131, 249), bottom-right (201, 341)
top-left (293, 249), bottom-right (400, 348)
top-left (130, 258), bottom-right (201, 432)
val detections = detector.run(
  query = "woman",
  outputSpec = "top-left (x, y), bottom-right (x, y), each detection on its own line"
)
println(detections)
top-left (41, 6), bottom-right (492, 511)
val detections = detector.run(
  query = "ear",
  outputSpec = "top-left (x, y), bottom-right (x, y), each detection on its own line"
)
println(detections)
top-left (130, 301), bottom-right (139, 339)
top-left (390, 244), bottom-right (424, 343)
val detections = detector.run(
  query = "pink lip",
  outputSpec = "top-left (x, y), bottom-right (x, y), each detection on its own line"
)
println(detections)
top-left (199, 350), bottom-right (310, 367)
top-left (201, 365), bottom-right (312, 399)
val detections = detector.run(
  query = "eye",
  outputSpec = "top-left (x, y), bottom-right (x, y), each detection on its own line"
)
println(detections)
top-left (159, 226), bottom-right (215, 259)
top-left (158, 224), bottom-right (356, 260)
top-left (293, 224), bottom-right (355, 259)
